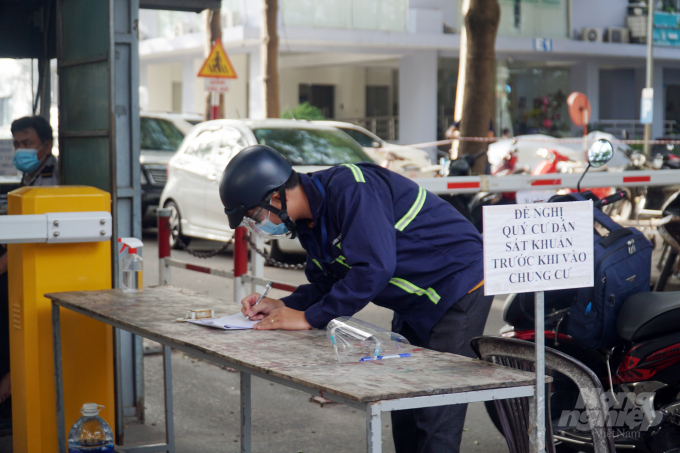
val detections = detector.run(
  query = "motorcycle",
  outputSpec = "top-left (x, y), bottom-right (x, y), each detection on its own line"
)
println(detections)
top-left (436, 148), bottom-right (489, 224)
top-left (486, 145), bottom-right (680, 453)
top-left (655, 189), bottom-right (680, 292)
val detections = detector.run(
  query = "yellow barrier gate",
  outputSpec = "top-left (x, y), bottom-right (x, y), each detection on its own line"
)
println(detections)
top-left (7, 186), bottom-right (115, 453)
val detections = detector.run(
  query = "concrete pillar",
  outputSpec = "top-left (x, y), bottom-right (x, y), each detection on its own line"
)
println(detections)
top-left (182, 57), bottom-right (196, 114)
top-left (248, 48), bottom-right (265, 119)
top-left (399, 50), bottom-right (438, 160)
top-left (654, 64), bottom-right (664, 138)
top-left (570, 61), bottom-right (600, 130)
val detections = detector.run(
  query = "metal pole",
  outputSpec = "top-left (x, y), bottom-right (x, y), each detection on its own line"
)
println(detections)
top-left (233, 227), bottom-right (248, 303)
top-left (52, 303), bottom-right (67, 453)
top-left (644, 0), bottom-right (655, 156)
top-left (211, 91), bottom-right (219, 120)
top-left (534, 290), bottom-right (546, 453)
top-left (157, 208), bottom-right (172, 285)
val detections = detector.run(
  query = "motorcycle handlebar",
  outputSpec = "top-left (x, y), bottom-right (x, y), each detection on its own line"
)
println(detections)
top-left (594, 191), bottom-right (626, 208)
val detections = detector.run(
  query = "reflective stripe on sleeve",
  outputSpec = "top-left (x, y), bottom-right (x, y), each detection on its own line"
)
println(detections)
top-left (342, 164), bottom-right (366, 183)
top-left (395, 186), bottom-right (427, 231)
top-left (389, 278), bottom-right (440, 304)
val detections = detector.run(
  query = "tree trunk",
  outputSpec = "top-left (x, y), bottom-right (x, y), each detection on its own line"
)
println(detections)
top-left (262, 0), bottom-right (280, 118)
top-left (205, 9), bottom-right (224, 119)
top-left (458, 0), bottom-right (500, 175)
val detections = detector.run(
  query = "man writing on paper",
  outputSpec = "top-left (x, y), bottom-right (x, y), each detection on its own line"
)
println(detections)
top-left (219, 145), bottom-right (492, 453)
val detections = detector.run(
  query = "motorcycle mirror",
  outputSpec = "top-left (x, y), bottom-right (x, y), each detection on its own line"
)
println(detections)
top-left (578, 139), bottom-right (613, 193)
top-left (587, 139), bottom-right (614, 168)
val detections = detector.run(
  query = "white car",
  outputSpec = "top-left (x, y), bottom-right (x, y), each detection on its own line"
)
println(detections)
top-left (159, 119), bottom-right (373, 259)
top-left (314, 121), bottom-right (434, 178)
top-left (139, 112), bottom-right (203, 224)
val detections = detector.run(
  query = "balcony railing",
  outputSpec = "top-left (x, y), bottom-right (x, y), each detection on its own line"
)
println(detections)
top-left (342, 116), bottom-right (399, 141)
top-left (597, 120), bottom-right (677, 138)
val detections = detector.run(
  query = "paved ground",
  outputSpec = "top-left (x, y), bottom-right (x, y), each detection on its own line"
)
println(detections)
top-left (0, 224), bottom-right (673, 452)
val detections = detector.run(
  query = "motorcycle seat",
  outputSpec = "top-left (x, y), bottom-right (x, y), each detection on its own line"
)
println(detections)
top-left (617, 291), bottom-right (680, 342)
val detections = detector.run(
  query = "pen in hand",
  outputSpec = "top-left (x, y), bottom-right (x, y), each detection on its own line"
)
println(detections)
top-left (246, 281), bottom-right (273, 320)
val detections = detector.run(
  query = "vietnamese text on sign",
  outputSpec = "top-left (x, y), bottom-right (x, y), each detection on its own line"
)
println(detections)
top-left (483, 201), bottom-right (594, 295)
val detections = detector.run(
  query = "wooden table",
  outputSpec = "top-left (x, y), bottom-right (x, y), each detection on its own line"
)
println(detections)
top-left (48, 285), bottom-right (539, 453)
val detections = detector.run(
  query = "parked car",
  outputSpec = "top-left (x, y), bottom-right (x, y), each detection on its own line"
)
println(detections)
top-left (139, 112), bottom-right (202, 225)
top-left (314, 121), bottom-right (434, 178)
top-left (159, 119), bottom-right (373, 259)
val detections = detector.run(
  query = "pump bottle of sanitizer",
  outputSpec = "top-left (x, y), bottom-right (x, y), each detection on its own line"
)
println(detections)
top-left (118, 238), bottom-right (143, 293)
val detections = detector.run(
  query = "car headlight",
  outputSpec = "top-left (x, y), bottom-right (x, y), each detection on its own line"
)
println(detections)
top-left (630, 152), bottom-right (646, 167)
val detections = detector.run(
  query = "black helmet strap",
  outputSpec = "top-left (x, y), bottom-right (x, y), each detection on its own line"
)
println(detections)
top-left (258, 186), bottom-right (298, 239)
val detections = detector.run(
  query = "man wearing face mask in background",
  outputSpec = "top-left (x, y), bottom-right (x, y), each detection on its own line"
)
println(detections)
top-left (11, 116), bottom-right (58, 187)
top-left (0, 116), bottom-right (58, 428)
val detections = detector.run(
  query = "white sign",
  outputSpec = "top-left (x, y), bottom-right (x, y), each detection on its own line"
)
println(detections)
top-left (515, 190), bottom-right (554, 205)
top-left (640, 88), bottom-right (654, 125)
top-left (483, 201), bottom-right (594, 295)
top-left (533, 38), bottom-right (553, 52)
top-left (204, 78), bottom-right (231, 93)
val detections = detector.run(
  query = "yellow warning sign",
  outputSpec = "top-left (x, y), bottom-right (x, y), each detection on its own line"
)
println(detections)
top-left (197, 38), bottom-right (237, 79)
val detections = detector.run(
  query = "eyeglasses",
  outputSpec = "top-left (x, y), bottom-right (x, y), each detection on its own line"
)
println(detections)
top-left (244, 195), bottom-right (273, 224)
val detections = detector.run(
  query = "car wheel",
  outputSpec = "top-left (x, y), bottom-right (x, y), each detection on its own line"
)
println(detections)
top-left (262, 240), bottom-right (286, 266)
top-left (165, 201), bottom-right (191, 250)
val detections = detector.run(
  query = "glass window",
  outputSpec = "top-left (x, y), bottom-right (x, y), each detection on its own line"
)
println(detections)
top-left (252, 128), bottom-right (372, 165)
top-left (340, 128), bottom-right (376, 148)
top-left (214, 127), bottom-right (246, 166)
top-left (496, 62), bottom-right (570, 137)
top-left (281, 0), bottom-right (407, 31)
top-left (184, 129), bottom-right (217, 160)
top-left (140, 117), bottom-right (184, 151)
top-left (459, 0), bottom-right (567, 39)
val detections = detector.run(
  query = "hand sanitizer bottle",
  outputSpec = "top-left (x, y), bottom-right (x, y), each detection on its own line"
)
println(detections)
top-left (118, 238), bottom-right (143, 293)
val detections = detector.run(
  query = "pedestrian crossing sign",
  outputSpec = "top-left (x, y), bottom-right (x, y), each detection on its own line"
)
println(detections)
top-left (197, 39), bottom-right (237, 79)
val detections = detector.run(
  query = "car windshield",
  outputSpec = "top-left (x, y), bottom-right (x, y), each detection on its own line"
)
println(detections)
top-left (253, 128), bottom-right (372, 165)
top-left (140, 117), bottom-right (184, 151)
top-left (340, 128), bottom-right (376, 148)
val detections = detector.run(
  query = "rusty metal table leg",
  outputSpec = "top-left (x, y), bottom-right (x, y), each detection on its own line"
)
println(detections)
top-left (240, 371), bottom-right (252, 453)
top-left (366, 401), bottom-right (382, 453)
top-left (53, 302), bottom-right (67, 453)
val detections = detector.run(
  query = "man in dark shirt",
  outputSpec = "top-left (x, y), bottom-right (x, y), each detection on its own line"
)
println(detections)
top-left (219, 145), bottom-right (493, 452)
top-left (0, 116), bottom-right (58, 412)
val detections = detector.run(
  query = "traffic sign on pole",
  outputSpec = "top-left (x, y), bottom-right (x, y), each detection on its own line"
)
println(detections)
top-left (198, 38), bottom-right (238, 120)
top-left (197, 38), bottom-right (237, 79)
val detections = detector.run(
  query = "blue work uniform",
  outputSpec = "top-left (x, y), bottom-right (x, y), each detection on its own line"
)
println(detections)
top-left (281, 163), bottom-right (484, 344)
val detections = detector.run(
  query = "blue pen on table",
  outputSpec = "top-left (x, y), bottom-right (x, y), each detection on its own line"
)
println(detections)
top-left (359, 353), bottom-right (411, 362)
top-left (246, 281), bottom-right (273, 320)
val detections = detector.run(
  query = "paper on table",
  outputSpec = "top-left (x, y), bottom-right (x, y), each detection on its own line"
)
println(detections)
top-left (187, 313), bottom-right (258, 330)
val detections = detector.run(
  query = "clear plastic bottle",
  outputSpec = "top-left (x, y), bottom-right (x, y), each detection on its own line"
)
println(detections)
top-left (67, 403), bottom-right (114, 453)
top-left (119, 238), bottom-right (143, 293)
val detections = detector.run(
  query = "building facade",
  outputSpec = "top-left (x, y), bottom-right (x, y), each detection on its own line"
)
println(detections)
top-left (138, 0), bottom-right (680, 160)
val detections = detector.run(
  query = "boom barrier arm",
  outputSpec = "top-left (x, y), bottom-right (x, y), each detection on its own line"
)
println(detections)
top-left (414, 169), bottom-right (679, 195)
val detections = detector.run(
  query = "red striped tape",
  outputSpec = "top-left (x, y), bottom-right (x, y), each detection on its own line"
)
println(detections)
top-left (271, 282), bottom-right (298, 293)
top-left (623, 176), bottom-right (651, 183)
top-left (531, 179), bottom-right (561, 186)
top-left (447, 182), bottom-right (480, 189)
top-left (185, 263), bottom-right (211, 274)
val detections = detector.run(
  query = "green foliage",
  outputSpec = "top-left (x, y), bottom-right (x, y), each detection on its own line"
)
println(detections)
top-left (282, 102), bottom-right (325, 120)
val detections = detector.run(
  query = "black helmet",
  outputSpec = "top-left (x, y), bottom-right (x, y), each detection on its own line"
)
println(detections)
top-left (219, 145), bottom-right (293, 230)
